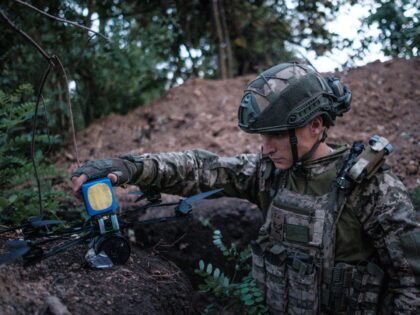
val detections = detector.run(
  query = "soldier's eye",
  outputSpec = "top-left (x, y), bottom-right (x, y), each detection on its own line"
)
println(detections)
top-left (273, 131), bottom-right (288, 138)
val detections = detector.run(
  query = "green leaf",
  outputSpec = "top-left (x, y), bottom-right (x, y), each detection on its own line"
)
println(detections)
top-left (8, 195), bottom-right (17, 204)
top-left (255, 296), bottom-right (264, 303)
top-left (241, 287), bottom-right (250, 294)
top-left (223, 277), bottom-right (229, 287)
top-left (213, 268), bottom-right (220, 278)
top-left (206, 263), bottom-right (213, 274)
top-left (0, 197), bottom-right (9, 208)
top-left (244, 299), bottom-right (255, 306)
top-left (199, 260), bottom-right (205, 271)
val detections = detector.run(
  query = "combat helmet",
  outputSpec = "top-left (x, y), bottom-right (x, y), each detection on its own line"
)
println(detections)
top-left (238, 62), bottom-right (352, 166)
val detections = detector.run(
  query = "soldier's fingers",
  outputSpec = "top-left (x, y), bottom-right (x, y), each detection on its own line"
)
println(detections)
top-left (71, 174), bottom-right (88, 193)
top-left (107, 173), bottom-right (118, 184)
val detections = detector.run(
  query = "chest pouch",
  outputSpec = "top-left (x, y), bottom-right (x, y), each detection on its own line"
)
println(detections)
top-left (252, 188), bottom-right (337, 314)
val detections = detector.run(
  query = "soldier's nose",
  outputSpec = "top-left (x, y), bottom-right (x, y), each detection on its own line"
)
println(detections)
top-left (261, 139), bottom-right (276, 156)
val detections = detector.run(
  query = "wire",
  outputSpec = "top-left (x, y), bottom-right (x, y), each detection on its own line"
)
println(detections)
top-left (31, 65), bottom-right (53, 217)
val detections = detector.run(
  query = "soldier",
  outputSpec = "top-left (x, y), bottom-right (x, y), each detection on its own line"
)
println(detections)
top-left (72, 63), bottom-right (420, 314)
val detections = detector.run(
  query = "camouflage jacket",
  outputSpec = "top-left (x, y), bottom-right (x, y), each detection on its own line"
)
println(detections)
top-left (133, 146), bottom-right (420, 314)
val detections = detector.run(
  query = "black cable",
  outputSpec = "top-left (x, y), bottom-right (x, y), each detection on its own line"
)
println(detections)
top-left (31, 65), bottom-right (53, 217)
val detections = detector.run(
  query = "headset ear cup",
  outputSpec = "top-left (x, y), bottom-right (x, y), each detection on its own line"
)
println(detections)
top-left (343, 86), bottom-right (352, 107)
top-left (327, 76), bottom-right (352, 116)
top-left (327, 76), bottom-right (344, 98)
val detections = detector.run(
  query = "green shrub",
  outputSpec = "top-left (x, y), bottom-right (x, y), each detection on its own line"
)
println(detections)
top-left (195, 227), bottom-right (268, 315)
top-left (410, 186), bottom-right (420, 213)
top-left (0, 84), bottom-right (69, 224)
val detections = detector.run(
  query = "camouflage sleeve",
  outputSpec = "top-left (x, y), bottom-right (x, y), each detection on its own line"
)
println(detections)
top-left (348, 170), bottom-right (420, 314)
top-left (133, 149), bottom-right (262, 204)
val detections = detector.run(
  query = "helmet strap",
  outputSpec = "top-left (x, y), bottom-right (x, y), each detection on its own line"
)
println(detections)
top-left (288, 129), bottom-right (301, 167)
top-left (289, 129), bottom-right (328, 169)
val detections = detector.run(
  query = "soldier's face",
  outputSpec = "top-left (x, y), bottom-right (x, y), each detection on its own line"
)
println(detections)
top-left (260, 131), bottom-right (295, 169)
top-left (260, 119), bottom-right (322, 169)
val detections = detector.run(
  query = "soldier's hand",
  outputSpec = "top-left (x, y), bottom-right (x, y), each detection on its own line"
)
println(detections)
top-left (70, 156), bottom-right (144, 198)
top-left (71, 173), bottom-right (117, 199)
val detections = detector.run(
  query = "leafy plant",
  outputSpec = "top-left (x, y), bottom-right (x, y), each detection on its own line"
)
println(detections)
top-left (195, 228), bottom-right (268, 315)
top-left (360, 0), bottom-right (419, 58)
top-left (410, 186), bottom-right (420, 213)
top-left (0, 84), bottom-right (69, 224)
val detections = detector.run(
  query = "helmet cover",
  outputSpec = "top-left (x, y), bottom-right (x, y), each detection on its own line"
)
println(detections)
top-left (238, 62), bottom-right (351, 133)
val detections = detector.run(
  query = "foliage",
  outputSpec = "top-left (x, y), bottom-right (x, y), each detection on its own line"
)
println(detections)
top-left (0, 0), bottom-right (352, 137)
top-left (360, 0), bottom-right (419, 58)
top-left (2, 0), bottom-right (417, 140)
top-left (195, 228), bottom-right (268, 314)
top-left (0, 0), bottom-right (169, 132)
top-left (0, 84), bottom-right (69, 224)
top-left (117, 0), bottom-right (348, 76)
top-left (410, 186), bottom-right (420, 213)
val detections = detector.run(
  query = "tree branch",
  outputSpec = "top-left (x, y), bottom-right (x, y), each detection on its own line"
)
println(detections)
top-left (13, 0), bottom-right (110, 41)
top-left (0, 9), bottom-right (52, 62)
top-left (54, 55), bottom-right (81, 167)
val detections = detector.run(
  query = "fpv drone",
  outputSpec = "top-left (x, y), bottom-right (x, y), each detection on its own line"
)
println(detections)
top-left (0, 178), bottom-right (222, 269)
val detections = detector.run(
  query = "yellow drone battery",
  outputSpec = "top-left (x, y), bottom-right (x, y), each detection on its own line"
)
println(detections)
top-left (81, 178), bottom-right (117, 216)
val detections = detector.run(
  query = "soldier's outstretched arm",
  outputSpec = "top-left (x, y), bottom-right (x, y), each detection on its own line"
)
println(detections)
top-left (71, 149), bottom-right (264, 204)
top-left (349, 171), bottom-right (420, 314)
top-left (133, 149), bottom-right (262, 203)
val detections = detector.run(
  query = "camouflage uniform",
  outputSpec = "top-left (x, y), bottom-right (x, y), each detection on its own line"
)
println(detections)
top-left (130, 147), bottom-right (420, 314)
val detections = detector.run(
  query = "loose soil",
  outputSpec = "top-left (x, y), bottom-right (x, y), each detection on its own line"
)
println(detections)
top-left (1, 58), bottom-right (419, 314)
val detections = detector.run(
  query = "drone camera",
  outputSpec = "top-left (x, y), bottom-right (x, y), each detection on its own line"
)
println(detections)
top-left (81, 178), bottom-right (117, 216)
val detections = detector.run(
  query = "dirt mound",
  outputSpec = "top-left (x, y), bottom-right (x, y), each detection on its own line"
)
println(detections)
top-left (0, 243), bottom-right (193, 314)
top-left (66, 58), bottom-right (419, 189)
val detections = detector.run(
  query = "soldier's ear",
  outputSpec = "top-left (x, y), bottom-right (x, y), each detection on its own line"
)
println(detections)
top-left (309, 116), bottom-right (324, 136)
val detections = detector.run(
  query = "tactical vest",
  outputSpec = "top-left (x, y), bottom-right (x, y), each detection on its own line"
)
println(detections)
top-left (252, 137), bottom-right (391, 314)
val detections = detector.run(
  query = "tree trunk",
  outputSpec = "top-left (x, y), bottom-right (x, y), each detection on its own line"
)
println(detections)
top-left (219, 0), bottom-right (233, 77)
top-left (211, 0), bottom-right (228, 79)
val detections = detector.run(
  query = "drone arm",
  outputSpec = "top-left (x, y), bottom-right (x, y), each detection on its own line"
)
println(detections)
top-left (42, 235), bottom-right (90, 259)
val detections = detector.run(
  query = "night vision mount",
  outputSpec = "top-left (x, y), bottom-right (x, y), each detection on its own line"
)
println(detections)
top-left (0, 179), bottom-right (222, 269)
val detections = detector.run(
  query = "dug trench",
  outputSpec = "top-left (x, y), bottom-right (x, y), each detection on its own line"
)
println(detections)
top-left (1, 58), bottom-right (419, 314)
top-left (0, 197), bottom-right (262, 314)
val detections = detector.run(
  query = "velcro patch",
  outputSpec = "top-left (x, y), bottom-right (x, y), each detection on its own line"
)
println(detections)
top-left (285, 224), bottom-right (310, 243)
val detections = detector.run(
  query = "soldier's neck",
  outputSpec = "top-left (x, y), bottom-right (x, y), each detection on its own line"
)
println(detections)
top-left (310, 142), bottom-right (333, 161)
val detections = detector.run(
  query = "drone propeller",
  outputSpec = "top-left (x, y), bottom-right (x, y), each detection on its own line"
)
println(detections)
top-left (0, 246), bottom-right (31, 265)
top-left (0, 240), bottom-right (32, 264)
top-left (5, 239), bottom-right (30, 248)
top-left (30, 220), bottom-right (65, 228)
top-left (26, 215), bottom-right (65, 227)
top-left (0, 217), bottom-right (66, 236)
top-left (177, 189), bottom-right (223, 215)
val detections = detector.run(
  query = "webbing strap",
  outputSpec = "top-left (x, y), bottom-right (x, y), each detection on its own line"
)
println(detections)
top-left (288, 296), bottom-right (313, 309)
top-left (288, 128), bottom-right (300, 167)
top-left (289, 128), bottom-right (328, 169)
top-left (300, 129), bottom-right (328, 163)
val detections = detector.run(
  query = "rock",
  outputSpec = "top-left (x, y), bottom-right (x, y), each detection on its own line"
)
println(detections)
top-left (406, 160), bottom-right (418, 175)
top-left (45, 296), bottom-right (71, 315)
